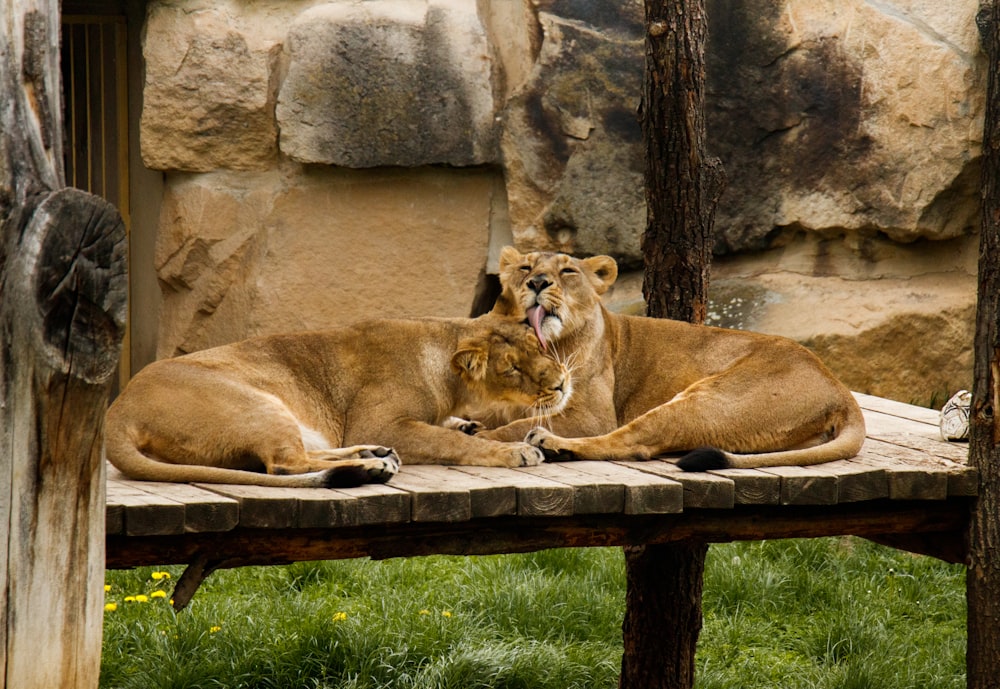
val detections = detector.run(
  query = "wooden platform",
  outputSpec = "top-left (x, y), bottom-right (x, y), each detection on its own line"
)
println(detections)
top-left (106, 393), bottom-right (976, 581)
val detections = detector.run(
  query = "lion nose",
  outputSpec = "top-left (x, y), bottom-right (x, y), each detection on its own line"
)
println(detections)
top-left (528, 275), bottom-right (552, 293)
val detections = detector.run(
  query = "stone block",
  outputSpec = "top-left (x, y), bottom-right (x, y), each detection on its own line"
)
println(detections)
top-left (140, 3), bottom-right (280, 172)
top-left (154, 166), bottom-right (498, 357)
top-left (276, 0), bottom-right (498, 167)
top-left (706, 0), bottom-right (985, 252)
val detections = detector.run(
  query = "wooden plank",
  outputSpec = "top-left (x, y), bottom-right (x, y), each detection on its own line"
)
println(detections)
top-left (194, 484), bottom-right (299, 529)
top-left (709, 468), bottom-right (781, 505)
top-left (106, 480), bottom-right (186, 536)
top-left (814, 458), bottom-right (888, 503)
top-left (516, 463), bottom-right (625, 514)
top-left (855, 392), bottom-right (941, 426)
top-left (331, 483), bottom-right (411, 526)
top-left (384, 467), bottom-right (472, 522)
top-left (862, 410), bottom-right (969, 462)
top-left (400, 465), bottom-right (517, 519)
top-left (128, 481), bottom-right (239, 533)
top-left (456, 465), bottom-right (575, 516)
top-left (565, 461), bottom-right (683, 514)
top-left (756, 465), bottom-right (839, 505)
top-left (853, 444), bottom-right (949, 501)
top-left (623, 460), bottom-right (735, 509)
top-left (106, 496), bottom-right (124, 536)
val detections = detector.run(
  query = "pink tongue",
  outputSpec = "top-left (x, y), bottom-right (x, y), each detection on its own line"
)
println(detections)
top-left (527, 305), bottom-right (548, 350)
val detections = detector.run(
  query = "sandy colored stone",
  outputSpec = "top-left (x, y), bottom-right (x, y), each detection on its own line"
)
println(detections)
top-left (140, 3), bottom-right (281, 171)
top-left (603, 233), bottom-right (978, 405)
top-left (154, 166), bottom-right (499, 357)
top-left (276, 0), bottom-right (498, 167)
top-left (706, 0), bottom-right (984, 251)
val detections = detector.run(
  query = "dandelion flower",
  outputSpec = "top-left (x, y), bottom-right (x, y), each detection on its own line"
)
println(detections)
top-left (151, 571), bottom-right (171, 581)
top-left (332, 612), bottom-right (348, 622)
top-left (150, 591), bottom-right (168, 599)
top-left (104, 603), bottom-right (118, 612)
top-left (124, 596), bottom-right (136, 603)
top-left (419, 609), bottom-right (431, 616)
top-left (209, 626), bottom-right (222, 633)
top-left (104, 585), bottom-right (112, 593)
top-left (441, 611), bottom-right (452, 618)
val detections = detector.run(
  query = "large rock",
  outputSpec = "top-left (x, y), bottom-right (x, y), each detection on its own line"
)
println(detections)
top-left (603, 233), bottom-right (978, 405)
top-left (154, 166), bottom-right (499, 357)
top-left (140, 3), bottom-right (281, 172)
top-left (706, 0), bottom-right (985, 252)
top-left (500, 1), bottom-right (646, 267)
top-left (496, 0), bottom-right (984, 262)
top-left (276, 0), bottom-right (498, 167)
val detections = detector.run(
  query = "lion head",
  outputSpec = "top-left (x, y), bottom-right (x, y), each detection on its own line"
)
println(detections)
top-left (451, 317), bottom-right (572, 423)
top-left (492, 247), bottom-right (618, 349)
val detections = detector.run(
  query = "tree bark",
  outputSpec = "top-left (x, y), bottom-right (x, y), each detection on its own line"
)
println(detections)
top-left (968, 3), bottom-right (1000, 686)
top-left (1, 0), bottom-right (128, 686)
top-left (640, 0), bottom-right (725, 325)
top-left (622, 2), bottom-right (723, 688)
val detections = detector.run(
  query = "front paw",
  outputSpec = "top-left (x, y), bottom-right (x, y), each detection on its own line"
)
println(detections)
top-left (366, 450), bottom-right (400, 483)
top-left (525, 427), bottom-right (577, 461)
top-left (442, 416), bottom-right (486, 435)
top-left (512, 443), bottom-right (545, 467)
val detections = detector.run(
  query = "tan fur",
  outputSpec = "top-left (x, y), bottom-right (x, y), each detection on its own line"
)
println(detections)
top-left (104, 315), bottom-right (571, 488)
top-left (479, 247), bottom-right (865, 470)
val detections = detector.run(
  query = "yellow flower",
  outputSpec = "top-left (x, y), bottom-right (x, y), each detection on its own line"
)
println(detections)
top-left (151, 571), bottom-right (172, 581)
top-left (104, 585), bottom-right (112, 593)
top-left (136, 595), bottom-right (149, 603)
top-left (150, 590), bottom-right (168, 599)
top-left (332, 612), bottom-right (348, 622)
top-left (418, 609), bottom-right (431, 616)
top-left (104, 603), bottom-right (118, 612)
top-left (124, 596), bottom-right (136, 603)
top-left (441, 611), bottom-right (452, 618)
top-left (209, 625), bottom-right (222, 633)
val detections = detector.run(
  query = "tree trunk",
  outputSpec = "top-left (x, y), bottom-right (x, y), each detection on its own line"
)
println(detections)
top-left (1, 0), bottom-right (128, 686)
top-left (968, 3), bottom-right (1000, 686)
top-left (622, 2), bottom-right (724, 689)
top-left (640, 0), bottom-right (725, 325)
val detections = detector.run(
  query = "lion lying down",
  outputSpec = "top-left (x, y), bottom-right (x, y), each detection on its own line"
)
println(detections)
top-left (479, 247), bottom-right (865, 470)
top-left (103, 315), bottom-right (571, 488)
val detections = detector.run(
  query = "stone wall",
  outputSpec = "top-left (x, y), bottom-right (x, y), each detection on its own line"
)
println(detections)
top-left (139, 0), bottom-right (985, 404)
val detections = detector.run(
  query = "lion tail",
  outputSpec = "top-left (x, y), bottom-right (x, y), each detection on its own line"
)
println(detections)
top-left (676, 401), bottom-right (867, 472)
top-left (103, 422), bottom-right (363, 489)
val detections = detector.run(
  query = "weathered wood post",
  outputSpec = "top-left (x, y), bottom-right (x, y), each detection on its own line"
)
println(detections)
top-left (968, 2), bottom-right (1000, 685)
top-left (620, 1), bottom-right (724, 688)
top-left (1, 0), bottom-right (127, 685)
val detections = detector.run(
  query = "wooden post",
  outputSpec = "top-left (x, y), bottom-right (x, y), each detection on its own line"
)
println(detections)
top-left (622, 1), bottom-right (724, 688)
top-left (1, 0), bottom-right (127, 686)
top-left (968, 3), bottom-right (1000, 686)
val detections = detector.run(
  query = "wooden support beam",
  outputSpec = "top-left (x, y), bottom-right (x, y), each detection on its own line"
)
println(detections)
top-left (626, 0), bottom-right (724, 687)
top-left (1, 0), bottom-right (127, 685)
top-left (968, 3), bottom-right (1000, 686)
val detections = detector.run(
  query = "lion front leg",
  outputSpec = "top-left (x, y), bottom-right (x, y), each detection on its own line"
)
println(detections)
top-left (525, 426), bottom-right (655, 461)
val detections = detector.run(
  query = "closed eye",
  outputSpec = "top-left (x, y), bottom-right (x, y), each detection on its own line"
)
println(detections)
top-left (560, 267), bottom-right (578, 275)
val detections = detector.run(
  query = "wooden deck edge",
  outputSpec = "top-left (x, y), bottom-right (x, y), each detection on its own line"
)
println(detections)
top-left (106, 497), bottom-right (972, 570)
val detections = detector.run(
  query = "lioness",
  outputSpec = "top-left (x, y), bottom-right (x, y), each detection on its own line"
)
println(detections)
top-left (478, 247), bottom-right (865, 470)
top-left (104, 315), bottom-right (571, 488)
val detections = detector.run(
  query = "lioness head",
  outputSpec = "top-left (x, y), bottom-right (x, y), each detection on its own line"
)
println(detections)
top-left (492, 246), bottom-right (618, 349)
top-left (451, 318), bottom-right (572, 420)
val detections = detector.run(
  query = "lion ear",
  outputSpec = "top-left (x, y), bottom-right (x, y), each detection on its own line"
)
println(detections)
top-left (583, 255), bottom-right (618, 294)
top-left (452, 340), bottom-right (489, 381)
top-left (498, 246), bottom-right (524, 273)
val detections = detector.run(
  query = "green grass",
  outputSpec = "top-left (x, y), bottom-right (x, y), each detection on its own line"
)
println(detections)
top-left (100, 538), bottom-right (966, 689)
